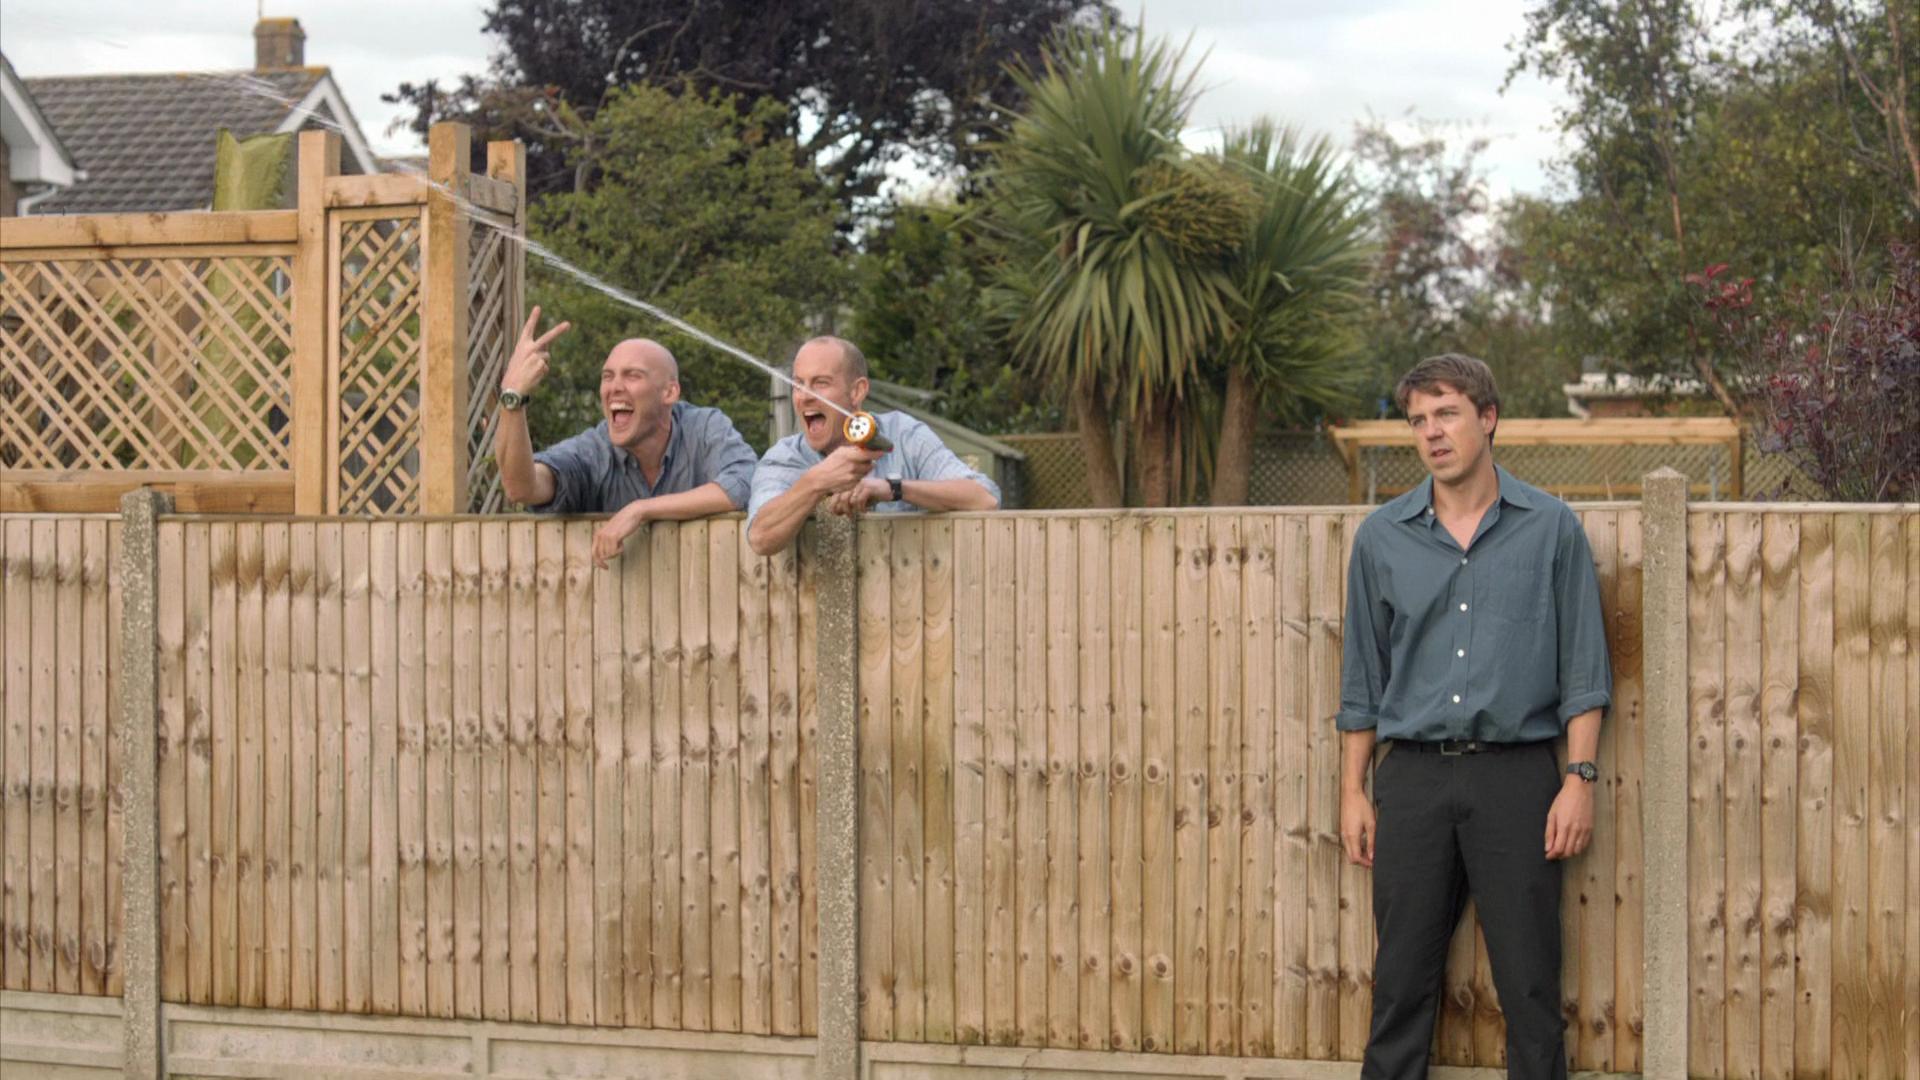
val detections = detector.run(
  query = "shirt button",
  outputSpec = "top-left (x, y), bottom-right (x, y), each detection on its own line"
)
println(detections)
top-left (1452, 694), bottom-right (1462, 704)
top-left (1461, 557), bottom-right (1468, 565)
top-left (1457, 649), bottom-right (1465, 658)
top-left (1459, 602), bottom-right (1468, 612)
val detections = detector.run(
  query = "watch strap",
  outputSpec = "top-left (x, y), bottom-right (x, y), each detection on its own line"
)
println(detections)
top-left (888, 475), bottom-right (904, 503)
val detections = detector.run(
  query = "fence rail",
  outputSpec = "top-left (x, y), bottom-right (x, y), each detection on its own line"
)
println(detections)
top-left (0, 497), bottom-right (1916, 1078)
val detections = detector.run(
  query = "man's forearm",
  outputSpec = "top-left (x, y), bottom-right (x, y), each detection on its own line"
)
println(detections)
top-left (901, 477), bottom-right (999, 512)
top-left (631, 482), bottom-right (736, 523)
top-left (493, 408), bottom-right (551, 506)
top-left (1566, 708), bottom-right (1602, 765)
top-left (747, 476), bottom-right (825, 555)
top-left (1341, 729), bottom-right (1377, 798)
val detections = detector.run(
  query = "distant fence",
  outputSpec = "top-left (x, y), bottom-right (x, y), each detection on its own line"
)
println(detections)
top-left (0, 123), bottom-right (523, 516)
top-left (1000, 427), bottom-right (1819, 509)
top-left (0, 493), bottom-right (1915, 1078)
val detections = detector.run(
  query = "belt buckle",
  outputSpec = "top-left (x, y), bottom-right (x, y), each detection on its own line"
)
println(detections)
top-left (1439, 739), bottom-right (1474, 756)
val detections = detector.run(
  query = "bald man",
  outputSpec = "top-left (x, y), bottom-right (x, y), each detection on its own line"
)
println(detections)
top-left (494, 307), bottom-right (758, 567)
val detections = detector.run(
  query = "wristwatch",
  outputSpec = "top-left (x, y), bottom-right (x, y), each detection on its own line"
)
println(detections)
top-left (1566, 761), bottom-right (1598, 783)
top-left (887, 474), bottom-right (904, 503)
top-left (499, 387), bottom-right (529, 411)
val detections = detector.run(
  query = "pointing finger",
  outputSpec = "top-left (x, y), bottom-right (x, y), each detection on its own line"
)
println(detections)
top-left (520, 305), bottom-right (542, 341)
top-left (534, 321), bottom-right (572, 348)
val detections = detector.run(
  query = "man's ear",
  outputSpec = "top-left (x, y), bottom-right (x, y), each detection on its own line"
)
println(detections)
top-left (850, 377), bottom-right (870, 409)
top-left (1481, 403), bottom-right (1498, 442)
top-left (663, 379), bottom-right (683, 406)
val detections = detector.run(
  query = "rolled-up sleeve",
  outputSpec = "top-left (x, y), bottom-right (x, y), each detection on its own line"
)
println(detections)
top-left (746, 442), bottom-right (808, 525)
top-left (901, 417), bottom-right (1000, 506)
top-left (1336, 525), bottom-right (1393, 731)
top-left (529, 430), bottom-right (597, 514)
top-left (1552, 510), bottom-right (1613, 723)
top-left (698, 411), bottom-right (758, 510)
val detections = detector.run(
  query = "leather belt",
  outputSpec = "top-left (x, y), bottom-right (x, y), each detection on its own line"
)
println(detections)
top-left (1397, 738), bottom-right (1528, 756)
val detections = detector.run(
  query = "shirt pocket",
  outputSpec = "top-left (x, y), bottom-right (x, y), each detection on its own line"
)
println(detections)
top-left (1482, 558), bottom-right (1550, 627)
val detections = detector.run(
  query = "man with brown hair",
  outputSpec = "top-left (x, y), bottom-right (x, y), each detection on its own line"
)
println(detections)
top-left (1337, 354), bottom-right (1612, 1079)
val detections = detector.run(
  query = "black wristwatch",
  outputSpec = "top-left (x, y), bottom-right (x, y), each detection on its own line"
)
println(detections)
top-left (1566, 761), bottom-right (1598, 783)
top-left (888, 474), bottom-right (903, 502)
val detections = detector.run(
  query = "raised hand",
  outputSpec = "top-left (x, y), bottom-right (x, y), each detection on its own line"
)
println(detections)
top-left (502, 305), bottom-right (571, 397)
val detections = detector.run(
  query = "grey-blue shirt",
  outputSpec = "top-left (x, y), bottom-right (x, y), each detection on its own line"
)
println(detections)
top-left (530, 401), bottom-right (756, 514)
top-left (1337, 465), bottom-right (1612, 743)
top-left (746, 411), bottom-right (1000, 524)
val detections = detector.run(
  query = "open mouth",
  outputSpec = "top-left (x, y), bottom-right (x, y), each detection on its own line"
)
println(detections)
top-left (608, 402), bottom-right (635, 430)
top-left (802, 408), bottom-right (829, 440)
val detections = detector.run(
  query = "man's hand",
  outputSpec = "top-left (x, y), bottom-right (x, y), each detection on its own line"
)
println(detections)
top-left (808, 445), bottom-right (883, 496)
top-left (1544, 777), bottom-right (1595, 860)
top-left (502, 305), bottom-right (571, 397)
top-left (1340, 789), bottom-right (1376, 868)
top-left (827, 477), bottom-right (889, 518)
top-left (592, 502), bottom-right (647, 569)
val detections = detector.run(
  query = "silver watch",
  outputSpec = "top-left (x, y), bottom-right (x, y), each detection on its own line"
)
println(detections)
top-left (499, 387), bottom-right (529, 411)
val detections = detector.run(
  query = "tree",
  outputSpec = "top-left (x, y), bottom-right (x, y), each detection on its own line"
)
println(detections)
top-left (975, 22), bottom-right (1241, 507)
top-left (387, 0), bottom-right (1114, 204)
top-left (1206, 121), bottom-right (1373, 505)
top-left (522, 85), bottom-right (846, 450)
top-left (843, 204), bottom-right (1061, 434)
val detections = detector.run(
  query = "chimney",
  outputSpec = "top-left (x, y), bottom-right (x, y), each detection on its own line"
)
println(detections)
top-left (254, 17), bottom-right (306, 70)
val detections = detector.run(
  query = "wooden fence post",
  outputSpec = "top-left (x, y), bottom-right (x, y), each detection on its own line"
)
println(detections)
top-left (291, 131), bottom-right (340, 515)
top-left (808, 515), bottom-right (861, 1080)
top-left (118, 489), bottom-right (172, 1078)
top-left (420, 122), bottom-right (473, 515)
top-left (1641, 467), bottom-right (1690, 1079)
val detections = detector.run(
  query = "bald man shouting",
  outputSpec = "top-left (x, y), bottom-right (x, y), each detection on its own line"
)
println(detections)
top-left (494, 307), bottom-right (758, 567)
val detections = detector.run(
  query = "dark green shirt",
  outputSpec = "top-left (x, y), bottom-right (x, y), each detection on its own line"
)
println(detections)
top-left (1337, 466), bottom-right (1612, 743)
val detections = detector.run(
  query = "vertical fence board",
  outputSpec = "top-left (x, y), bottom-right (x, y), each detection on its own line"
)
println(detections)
top-left (79, 520), bottom-right (109, 996)
top-left (621, 534), bottom-right (654, 1028)
top-left (533, 520), bottom-right (565, 1024)
top-left (1140, 516), bottom-right (1177, 1055)
top-left (982, 518), bottom-right (1018, 1047)
top-left (52, 519), bottom-right (81, 995)
top-left (858, 519), bottom-right (893, 1041)
top-left (479, 523), bottom-right (512, 1020)
top-left (1044, 518), bottom-right (1078, 1049)
top-left (1758, 514), bottom-right (1798, 1080)
top-left (341, 521), bottom-right (372, 1013)
top-left (506, 521), bottom-right (538, 1022)
top-left (1014, 518), bottom-right (1048, 1047)
top-left (891, 519), bottom-right (928, 1043)
top-left (1687, 511), bottom-right (1728, 1078)
top-left (797, 525), bottom-right (820, 1036)
top-left (426, 522), bottom-right (457, 1019)
top-left (229, 524), bottom-right (263, 1007)
top-left (1304, 514), bottom-right (1341, 1060)
top-left (261, 524), bottom-right (291, 1009)
top-left (593, 531), bottom-right (627, 1028)
top-left (1173, 515), bottom-right (1209, 1055)
top-left (182, 521), bottom-right (212, 1004)
top-left (738, 524), bottom-right (773, 1036)
top-left (1829, 513), bottom-right (1870, 1080)
top-left (1273, 514), bottom-right (1309, 1060)
top-left (3, 519), bottom-right (31, 990)
top-left (1577, 512), bottom-right (1619, 1071)
top-left (679, 523), bottom-right (713, 1032)
top-left (367, 522), bottom-right (400, 1014)
top-left (1335, 513), bottom-right (1369, 1062)
top-left (105, 520), bottom-right (125, 997)
top-left (1793, 514), bottom-right (1833, 1080)
top-left (649, 523), bottom-right (683, 1029)
top-left (311, 521), bottom-right (343, 1012)
top-left (951, 519), bottom-right (987, 1046)
top-left (1108, 517), bottom-right (1144, 1055)
top-left (562, 523), bottom-right (595, 1026)
top-left (1864, 515), bottom-right (1906, 1079)
top-left (1075, 518), bottom-right (1110, 1052)
top-left (707, 522), bottom-right (743, 1034)
top-left (1239, 515), bottom-right (1275, 1058)
top-left (396, 523), bottom-right (428, 1017)
top-left (1722, 512), bottom-right (1763, 1079)
top-left (208, 521), bottom-right (237, 1004)
top-left (453, 522), bottom-right (485, 1019)
top-left (923, 519), bottom-right (957, 1044)
top-left (766, 539), bottom-right (802, 1035)
top-left (287, 524), bottom-right (316, 1010)
top-left (1206, 516), bottom-right (1242, 1056)
top-left (1613, 509), bottom-right (1646, 1072)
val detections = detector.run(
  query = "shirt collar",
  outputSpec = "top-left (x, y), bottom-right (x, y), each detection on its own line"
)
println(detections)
top-left (1392, 464), bottom-right (1534, 522)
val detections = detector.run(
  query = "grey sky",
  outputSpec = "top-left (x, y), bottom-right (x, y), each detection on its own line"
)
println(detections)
top-left (0, 0), bottom-right (1572, 198)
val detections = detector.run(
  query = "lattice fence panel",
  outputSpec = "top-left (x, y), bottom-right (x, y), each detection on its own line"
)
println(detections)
top-left (1, 255), bottom-right (294, 471)
top-left (463, 213), bottom-right (517, 514)
top-left (1354, 440), bottom-right (1744, 499)
top-left (335, 215), bottom-right (423, 514)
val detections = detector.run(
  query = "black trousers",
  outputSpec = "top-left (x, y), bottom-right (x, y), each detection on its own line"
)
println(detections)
top-left (1361, 740), bottom-right (1567, 1080)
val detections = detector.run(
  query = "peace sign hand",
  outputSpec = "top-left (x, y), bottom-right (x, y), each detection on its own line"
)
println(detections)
top-left (502, 305), bottom-right (572, 397)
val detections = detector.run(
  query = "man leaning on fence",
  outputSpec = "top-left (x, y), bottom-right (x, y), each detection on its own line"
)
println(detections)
top-left (745, 335), bottom-right (999, 556)
top-left (492, 307), bottom-right (758, 567)
top-left (1337, 354), bottom-right (1612, 1080)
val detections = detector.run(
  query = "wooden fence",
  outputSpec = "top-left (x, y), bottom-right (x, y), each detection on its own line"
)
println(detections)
top-left (0, 500), bottom-right (1915, 1078)
top-left (0, 123), bottom-right (523, 517)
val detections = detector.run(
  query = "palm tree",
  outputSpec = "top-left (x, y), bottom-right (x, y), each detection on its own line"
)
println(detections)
top-left (976, 22), bottom-right (1242, 506)
top-left (1206, 121), bottom-right (1374, 505)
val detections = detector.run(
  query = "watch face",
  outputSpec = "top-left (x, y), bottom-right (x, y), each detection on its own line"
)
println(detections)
top-left (1571, 762), bottom-right (1598, 782)
top-left (499, 389), bottom-right (525, 410)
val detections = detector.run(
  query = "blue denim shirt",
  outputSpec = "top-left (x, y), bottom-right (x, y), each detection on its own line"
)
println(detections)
top-left (745, 411), bottom-right (1000, 525)
top-left (530, 401), bottom-right (756, 514)
top-left (1337, 466), bottom-right (1612, 743)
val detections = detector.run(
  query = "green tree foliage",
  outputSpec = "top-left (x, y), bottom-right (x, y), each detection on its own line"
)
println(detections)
top-left (843, 204), bottom-right (1061, 435)
top-left (522, 86), bottom-right (846, 450)
top-left (387, 0), bottom-right (1114, 205)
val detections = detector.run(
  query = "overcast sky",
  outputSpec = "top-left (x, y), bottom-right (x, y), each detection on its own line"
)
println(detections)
top-left (0, 0), bottom-right (1573, 199)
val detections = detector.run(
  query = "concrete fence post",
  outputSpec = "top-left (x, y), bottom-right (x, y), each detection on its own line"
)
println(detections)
top-left (1640, 467), bottom-right (1690, 1080)
top-left (807, 514), bottom-right (861, 1080)
top-left (118, 489), bottom-right (172, 1078)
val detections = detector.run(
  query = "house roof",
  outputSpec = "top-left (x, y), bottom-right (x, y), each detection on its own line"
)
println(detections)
top-left (21, 66), bottom-right (376, 214)
top-left (1, 53), bottom-right (82, 194)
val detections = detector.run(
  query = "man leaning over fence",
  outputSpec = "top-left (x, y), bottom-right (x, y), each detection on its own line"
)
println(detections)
top-left (493, 307), bottom-right (758, 567)
top-left (746, 335), bottom-right (999, 556)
